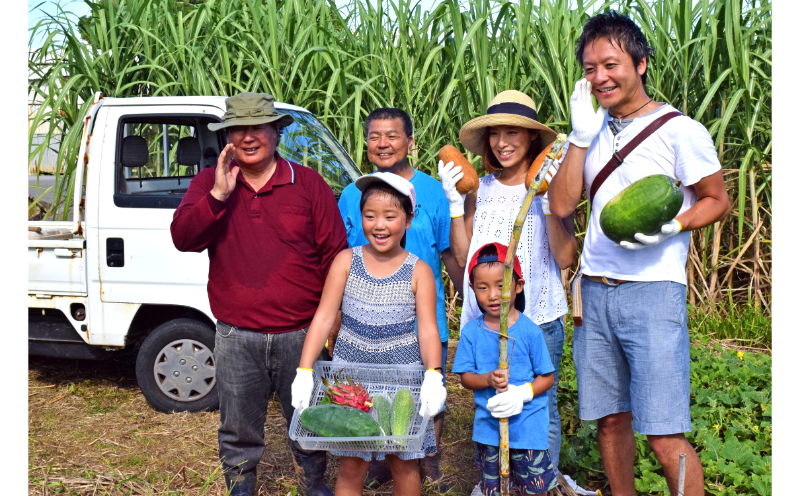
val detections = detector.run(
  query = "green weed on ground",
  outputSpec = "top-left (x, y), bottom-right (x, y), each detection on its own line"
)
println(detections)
top-left (688, 302), bottom-right (772, 349)
top-left (557, 320), bottom-right (772, 495)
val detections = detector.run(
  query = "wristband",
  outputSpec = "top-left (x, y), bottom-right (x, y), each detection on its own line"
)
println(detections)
top-left (450, 213), bottom-right (464, 219)
top-left (675, 219), bottom-right (683, 232)
top-left (297, 367), bottom-right (314, 372)
top-left (427, 367), bottom-right (443, 373)
top-left (528, 382), bottom-right (534, 396)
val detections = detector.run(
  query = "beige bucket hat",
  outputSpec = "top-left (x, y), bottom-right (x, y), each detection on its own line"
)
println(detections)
top-left (208, 92), bottom-right (295, 131)
top-left (459, 90), bottom-right (557, 158)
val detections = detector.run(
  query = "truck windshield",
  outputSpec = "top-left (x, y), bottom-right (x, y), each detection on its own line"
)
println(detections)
top-left (113, 109), bottom-right (360, 209)
top-left (277, 110), bottom-right (361, 197)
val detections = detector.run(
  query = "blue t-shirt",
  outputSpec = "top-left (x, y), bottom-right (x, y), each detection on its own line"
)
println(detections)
top-left (338, 169), bottom-right (451, 341)
top-left (451, 313), bottom-right (555, 450)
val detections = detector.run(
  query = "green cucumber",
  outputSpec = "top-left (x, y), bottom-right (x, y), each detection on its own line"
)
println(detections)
top-left (391, 388), bottom-right (415, 437)
top-left (299, 404), bottom-right (381, 438)
top-left (599, 174), bottom-right (684, 244)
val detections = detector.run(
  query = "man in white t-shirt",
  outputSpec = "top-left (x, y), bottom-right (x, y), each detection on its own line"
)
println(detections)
top-left (548, 11), bottom-right (730, 496)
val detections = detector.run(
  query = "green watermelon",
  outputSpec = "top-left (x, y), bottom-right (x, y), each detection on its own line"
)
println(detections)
top-left (599, 174), bottom-right (684, 244)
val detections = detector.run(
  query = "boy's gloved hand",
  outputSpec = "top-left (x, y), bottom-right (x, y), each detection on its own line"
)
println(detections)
top-left (438, 160), bottom-right (466, 218)
top-left (419, 370), bottom-right (447, 416)
top-left (569, 78), bottom-right (608, 148)
top-left (486, 383), bottom-right (534, 418)
top-left (291, 368), bottom-right (315, 412)
top-left (617, 219), bottom-right (682, 250)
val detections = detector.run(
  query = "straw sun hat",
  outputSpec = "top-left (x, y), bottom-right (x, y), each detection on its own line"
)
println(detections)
top-left (459, 90), bottom-right (557, 164)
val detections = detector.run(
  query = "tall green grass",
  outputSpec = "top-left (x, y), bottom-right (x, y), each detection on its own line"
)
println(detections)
top-left (28, 0), bottom-right (771, 310)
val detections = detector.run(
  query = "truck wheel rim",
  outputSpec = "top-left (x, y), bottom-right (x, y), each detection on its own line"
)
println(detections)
top-left (153, 339), bottom-right (216, 402)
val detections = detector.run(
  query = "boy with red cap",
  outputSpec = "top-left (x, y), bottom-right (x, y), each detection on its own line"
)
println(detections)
top-left (452, 242), bottom-right (557, 496)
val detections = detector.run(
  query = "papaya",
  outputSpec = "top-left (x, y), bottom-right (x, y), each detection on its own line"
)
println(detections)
top-left (599, 174), bottom-right (684, 244)
top-left (439, 145), bottom-right (479, 195)
top-left (524, 139), bottom-right (562, 195)
top-left (391, 388), bottom-right (415, 436)
top-left (299, 404), bottom-right (381, 438)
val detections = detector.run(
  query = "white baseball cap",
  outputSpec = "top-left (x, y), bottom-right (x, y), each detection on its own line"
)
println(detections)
top-left (355, 172), bottom-right (416, 207)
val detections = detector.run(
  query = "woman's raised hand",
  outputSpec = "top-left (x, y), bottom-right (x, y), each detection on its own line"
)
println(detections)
top-left (438, 160), bottom-right (466, 218)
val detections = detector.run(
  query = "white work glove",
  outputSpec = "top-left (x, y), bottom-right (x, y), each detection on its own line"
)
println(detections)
top-left (291, 368), bottom-right (315, 412)
top-left (540, 192), bottom-right (551, 215)
top-left (568, 78), bottom-right (608, 148)
top-left (438, 160), bottom-right (466, 218)
top-left (543, 158), bottom-right (560, 189)
top-left (419, 370), bottom-right (447, 416)
top-left (486, 383), bottom-right (534, 419)
top-left (617, 219), bottom-right (683, 250)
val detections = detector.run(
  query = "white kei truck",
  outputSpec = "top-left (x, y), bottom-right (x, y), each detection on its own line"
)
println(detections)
top-left (28, 93), bottom-right (361, 413)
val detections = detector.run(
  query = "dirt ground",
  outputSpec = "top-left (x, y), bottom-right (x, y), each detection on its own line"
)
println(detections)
top-left (28, 344), bottom-right (481, 495)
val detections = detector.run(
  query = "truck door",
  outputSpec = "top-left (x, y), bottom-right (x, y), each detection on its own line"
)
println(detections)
top-left (96, 105), bottom-right (223, 313)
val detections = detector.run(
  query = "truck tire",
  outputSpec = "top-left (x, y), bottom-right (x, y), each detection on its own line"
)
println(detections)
top-left (135, 318), bottom-right (219, 413)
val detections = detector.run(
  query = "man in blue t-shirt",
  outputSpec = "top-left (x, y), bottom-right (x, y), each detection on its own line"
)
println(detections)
top-left (338, 107), bottom-right (462, 489)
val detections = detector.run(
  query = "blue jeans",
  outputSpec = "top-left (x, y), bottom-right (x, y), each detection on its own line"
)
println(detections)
top-left (538, 317), bottom-right (565, 472)
top-left (214, 321), bottom-right (330, 494)
top-left (572, 279), bottom-right (691, 435)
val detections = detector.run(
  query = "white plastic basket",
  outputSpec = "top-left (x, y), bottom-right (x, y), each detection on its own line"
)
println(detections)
top-left (288, 361), bottom-right (430, 453)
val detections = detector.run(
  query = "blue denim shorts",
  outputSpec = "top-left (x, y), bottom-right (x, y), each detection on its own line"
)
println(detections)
top-left (572, 278), bottom-right (692, 435)
top-left (475, 443), bottom-right (557, 495)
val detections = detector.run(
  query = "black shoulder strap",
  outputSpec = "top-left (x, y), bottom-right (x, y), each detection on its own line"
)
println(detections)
top-left (588, 111), bottom-right (683, 204)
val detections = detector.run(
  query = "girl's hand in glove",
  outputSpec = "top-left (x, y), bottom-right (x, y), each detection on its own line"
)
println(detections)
top-left (438, 160), bottom-right (466, 218)
top-left (419, 370), bottom-right (447, 416)
top-left (291, 368), bottom-right (315, 412)
top-left (486, 383), bottom-right (534, 418)
top-left (617, 219), bottom-right (682, 250)
top-left (568, 78), bottom-right (608, 148)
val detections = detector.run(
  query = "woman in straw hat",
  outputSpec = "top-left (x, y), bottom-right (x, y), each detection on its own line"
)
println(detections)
top-left (438, 90), bottom-right (577, 475)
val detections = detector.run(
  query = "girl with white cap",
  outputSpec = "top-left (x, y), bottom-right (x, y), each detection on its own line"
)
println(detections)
top-left (293, 172), bottom-right (447, 496)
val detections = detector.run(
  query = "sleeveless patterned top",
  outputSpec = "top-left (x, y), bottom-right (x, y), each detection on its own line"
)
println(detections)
top-left (460, 173), bottom-right (568, 329)
top-left (333, 246), bottom-right (422, 365)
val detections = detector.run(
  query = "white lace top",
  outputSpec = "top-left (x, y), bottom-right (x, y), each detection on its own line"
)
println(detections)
top-left (460, 174), bottom-right (568, 329)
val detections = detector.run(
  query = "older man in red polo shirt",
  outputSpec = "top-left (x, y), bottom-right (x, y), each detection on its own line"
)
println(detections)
top-left (171, 93), bottom-right (346, 496)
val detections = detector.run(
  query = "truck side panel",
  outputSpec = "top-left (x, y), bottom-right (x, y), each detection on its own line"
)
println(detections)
top-left (28, 238), bottom-right (87, 295)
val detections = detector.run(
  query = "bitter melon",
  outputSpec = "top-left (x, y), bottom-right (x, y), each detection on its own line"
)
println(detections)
top-left (391, 388), bottom-right (415, 437)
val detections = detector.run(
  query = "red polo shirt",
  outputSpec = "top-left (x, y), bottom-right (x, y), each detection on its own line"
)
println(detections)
top-left (171, 154), bottom-right (348, 332)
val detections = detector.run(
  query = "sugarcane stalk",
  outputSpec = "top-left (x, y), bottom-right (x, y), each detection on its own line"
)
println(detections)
top-left (498, 134), bottom-right (567, 496)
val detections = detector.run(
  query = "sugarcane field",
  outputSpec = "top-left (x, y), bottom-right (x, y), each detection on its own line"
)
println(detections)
top-left (26, 0), bottom-right (773, 495)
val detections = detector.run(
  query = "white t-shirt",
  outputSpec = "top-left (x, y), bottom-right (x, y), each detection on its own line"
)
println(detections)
top-left (460, 174), bottom-right (568, 329)
top-left (572, 103), bottom-right (721, 284)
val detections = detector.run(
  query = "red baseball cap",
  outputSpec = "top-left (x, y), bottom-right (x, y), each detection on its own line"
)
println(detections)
top-left (467, 242), bottom-right (525, 313)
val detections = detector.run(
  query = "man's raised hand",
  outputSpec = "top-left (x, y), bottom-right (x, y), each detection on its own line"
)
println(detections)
top-left (210, 143), bottom-right (238, 202)
top-left (568, 78), bottom-right (608, 148)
